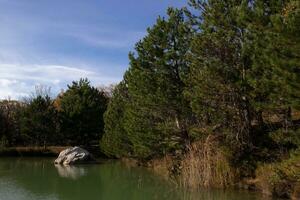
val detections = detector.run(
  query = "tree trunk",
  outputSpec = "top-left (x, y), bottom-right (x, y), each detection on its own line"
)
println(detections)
top-left (284, 107), bottom-right (292, 132)
top-left (257, 110), bottom-right (264, 128)
top-left (239, 96), bottom-right (252, 145)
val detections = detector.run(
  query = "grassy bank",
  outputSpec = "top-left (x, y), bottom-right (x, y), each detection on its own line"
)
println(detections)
top-left (140, 150), bottom-right (300, 200)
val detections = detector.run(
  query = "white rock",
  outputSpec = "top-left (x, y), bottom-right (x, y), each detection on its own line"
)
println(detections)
top-left (54, 146), bottom-right (95, 165)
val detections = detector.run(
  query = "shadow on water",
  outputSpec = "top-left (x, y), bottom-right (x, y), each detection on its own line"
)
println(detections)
top-left (0, 157), bottom-right (270, 200)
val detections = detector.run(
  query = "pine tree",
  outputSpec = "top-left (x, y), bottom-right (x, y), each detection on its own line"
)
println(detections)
top-left (122, 8), bottom-right (194, 158)
top-left (242, 0), bottom-right (300, 128)
top-left (20, 95), bottom-right (57, 147)
top-left (59, 78), bottom-right (108, 146)
top-left (186, 0), bottom-right (300, 148)
top-left (186, 0), bottom-right (255, 146)
top-left (100, 82), bottom-right (132, 157)
top-left (0, 108), bottom-right (6, 147)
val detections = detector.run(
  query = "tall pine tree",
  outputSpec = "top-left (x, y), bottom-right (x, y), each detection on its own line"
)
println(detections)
top-left (122, 8), bottom-right (194, 158)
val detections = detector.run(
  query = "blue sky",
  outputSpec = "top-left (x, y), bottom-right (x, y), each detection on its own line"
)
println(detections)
top-left (0, 0), bottom-right (187, 99)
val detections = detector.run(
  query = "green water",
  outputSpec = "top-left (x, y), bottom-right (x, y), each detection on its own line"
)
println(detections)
top-left (0, 158), bottom-right (265, 200)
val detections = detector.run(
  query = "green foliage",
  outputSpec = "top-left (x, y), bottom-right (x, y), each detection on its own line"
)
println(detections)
top-left (0, 79), bottom-right (109, 148)
top-left (0, 135), bottom-right (8, 149)
top-left (185, 0), bottom-right (257, 147)
top-left (247, 0), bottom-right (300, 112)
top-left (186, 0), bottom-right (300, 147)
top-left (0, 109), bottom-right (5, 147)
top-left (20, 95), bottom-right (57, 147)
top-left (101, 1), bottom-right (300, 165)
top-left (269, 128), bottom-right (300, 149)
top-left (60, 78), bottom-right (108, 146)
top-left (100, 82), bottom-right (132, 158)
top-left (122, 8), bottom-right (193, 158)
top-left (0, 100), bottom-right (23, 146)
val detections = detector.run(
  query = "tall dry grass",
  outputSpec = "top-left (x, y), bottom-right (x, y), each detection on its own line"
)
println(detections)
top-left (179, 135), bottom-right (235, 189)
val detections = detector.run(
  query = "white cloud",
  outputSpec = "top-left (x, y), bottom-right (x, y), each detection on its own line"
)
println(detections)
top-left (0, 64), bottom-right (121, 100)
top-left (0, 79), bottom-right (18, 87)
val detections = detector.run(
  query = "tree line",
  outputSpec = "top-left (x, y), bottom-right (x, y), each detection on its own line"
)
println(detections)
top-left (0, 79), bottom-right (109, 148)
top-left (100, 0), bottom-right (300, 177)
top-left (101, 0), bottom-right (299, 157)
top-left (100, 1), bottom-right (299, 195)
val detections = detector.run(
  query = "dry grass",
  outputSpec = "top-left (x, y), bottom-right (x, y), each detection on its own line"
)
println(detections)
top-left (179, 135), bottom-right (235, 189)
top-left (143, 135), bottom-right (235, 189)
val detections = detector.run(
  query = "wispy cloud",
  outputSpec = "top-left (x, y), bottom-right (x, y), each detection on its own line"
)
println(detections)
top-left (0, 64), bottom-right (121, 100)
top-left (65, 29), bottom-right (146, 49)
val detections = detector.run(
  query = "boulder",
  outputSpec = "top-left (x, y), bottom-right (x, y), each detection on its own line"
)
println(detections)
top-left (54, 146), bottom-right (95, 165)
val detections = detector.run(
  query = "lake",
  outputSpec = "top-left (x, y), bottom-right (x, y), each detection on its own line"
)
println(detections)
top-left (0, 158), bottom-right (266, 200)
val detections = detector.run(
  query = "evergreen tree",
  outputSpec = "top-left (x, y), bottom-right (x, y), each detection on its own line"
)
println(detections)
top-left (20, 95), bottom-right (57, 147)
top-left (0, 100), bottom-right (23, 146)
top-left (248, 0), bottom-right (300, 123)
top-left (100, 82), bottom-right (132, 157)
top-left (0, 108), bottom-right (6, 147)
top-left (186, 0), bottom-right (300, 163)
top-left (60, 78), bottom-right (108, 146)
top-left (123, 8), bottom-right (194, 158)
top-left (186, 0), bottom-right (255, 146)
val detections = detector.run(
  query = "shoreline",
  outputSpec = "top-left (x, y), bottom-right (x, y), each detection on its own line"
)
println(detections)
top-left (0, 146), bottom-right (68, 157)
top-left (120, 155), bottom-right (300, 200)
top-left (0, 146), bottom-right (106, 158)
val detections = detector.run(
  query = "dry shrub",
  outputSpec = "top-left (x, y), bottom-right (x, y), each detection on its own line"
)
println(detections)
top-left (179, 135), bottom-right (235, 189)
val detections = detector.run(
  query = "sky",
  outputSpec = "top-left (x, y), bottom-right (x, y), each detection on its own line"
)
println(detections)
top-left (0, 0), bottom-right (187, 99)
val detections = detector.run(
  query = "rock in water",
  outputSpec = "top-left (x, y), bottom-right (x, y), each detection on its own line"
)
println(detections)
top-left (54, 146), bottom-right (95, 165)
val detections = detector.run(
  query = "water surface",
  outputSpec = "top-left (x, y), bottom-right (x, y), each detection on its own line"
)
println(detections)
top-left (0, 158), bottom-right (265, 200)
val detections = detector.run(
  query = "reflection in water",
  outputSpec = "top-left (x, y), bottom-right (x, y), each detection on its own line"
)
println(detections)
top-left (55, 165), bottom-right (86, 180)
top-left (0, 158), bottom-right (267, 200)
